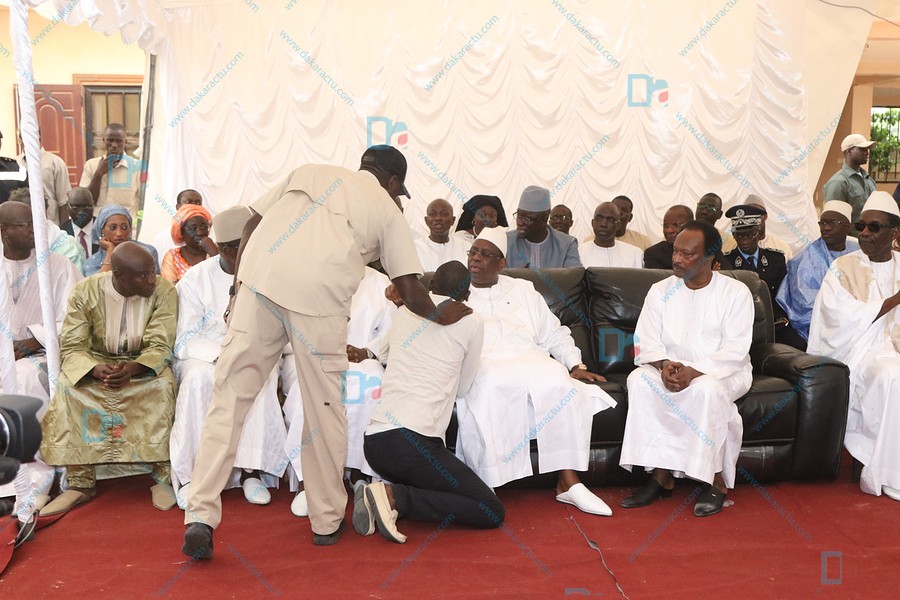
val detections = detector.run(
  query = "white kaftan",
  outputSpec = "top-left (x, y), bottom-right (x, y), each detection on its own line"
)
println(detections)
top-left (578, 240), bottom-right (643, 268)
top-left (809, 250), bottom-right (900, 497)
top-left (170, 256), bottom-right (287, 492)
top-left (413, 236), bottom-right (470, 272)
top-left (456, 275), bottom-right (615, 487)
top-left (620, 273), bottom-right (754, 488)
top-left (0, 251), bottom-right (81, 515)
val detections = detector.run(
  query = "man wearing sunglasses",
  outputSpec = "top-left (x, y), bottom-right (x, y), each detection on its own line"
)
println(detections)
top-left (823, 134), bottom-right (877, 235)
top-left (809, 191), bottom-right (900, 502)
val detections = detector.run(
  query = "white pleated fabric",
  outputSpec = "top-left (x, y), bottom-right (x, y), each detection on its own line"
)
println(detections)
top-left (22, 0), bottom-right (874, 256)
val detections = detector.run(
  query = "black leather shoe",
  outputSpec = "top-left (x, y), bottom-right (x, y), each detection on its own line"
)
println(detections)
top-left (182, 522), bottom-right (214, 560)
top-left (312, 519), bottom-right (346, 546)
top-left (621, 479), bottom-right (673, 508)
top-left (694, 484), bottom-right (727, 517)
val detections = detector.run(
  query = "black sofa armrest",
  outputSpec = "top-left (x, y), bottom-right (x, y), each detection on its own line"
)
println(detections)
top-left (750, 343), bottom-right (850, 480)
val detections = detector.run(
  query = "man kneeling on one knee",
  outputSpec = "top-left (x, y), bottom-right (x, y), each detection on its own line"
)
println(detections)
top-left (354, 261), bottom-right (504, 543)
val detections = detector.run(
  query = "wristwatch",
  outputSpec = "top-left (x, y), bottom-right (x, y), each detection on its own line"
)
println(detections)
top-left (571, 363), bottom-right (588, 372)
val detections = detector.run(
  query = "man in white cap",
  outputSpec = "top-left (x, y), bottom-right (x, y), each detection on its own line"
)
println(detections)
top-left (809, 191), bottom-right (900, 502)
top-left (506, 186), bottom-right (582, 269)
top-left (775, 200), bottom-right (858, 344)
top-left (457, 226), bottom-right (617, 515)
top-left (170, 206), bottom-right (288, 509)
top-left (823, 134), bottom-right (877, 232)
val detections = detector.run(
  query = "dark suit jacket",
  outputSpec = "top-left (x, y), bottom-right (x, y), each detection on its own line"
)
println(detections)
top-left (61, 219), bottom-right (100, 256)
top-left (722, 248), bottom-right (788, 319)
top-left (643, 241), bottom-right (674, 269)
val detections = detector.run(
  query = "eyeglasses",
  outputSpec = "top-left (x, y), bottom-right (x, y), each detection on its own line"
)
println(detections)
top-left (0, 222), bottom-right (33, 230)
top-left (733, 230), bottom-right (758, 240)
top-left (549, 215), bottom-right (572, 222)
top-left (466, 248), bottom-right (503, 260)
top-left (513, 212), bottom-right (544, 225)
top-left (818, 219), bottom-right (847, 227)
top-left (854, 221), bottom-right (891, 233)
top-left (218, 241), bottom-right (241, 250)
top-left (696, 203), bottom-right (720, 211)
top-left (592, 215), bottom-right (618, 224)
top-left (68, 204), bottom-right (93, 212)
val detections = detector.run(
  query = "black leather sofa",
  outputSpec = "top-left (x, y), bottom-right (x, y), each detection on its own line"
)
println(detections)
top-left (435, 267), bottom-right (850, 487)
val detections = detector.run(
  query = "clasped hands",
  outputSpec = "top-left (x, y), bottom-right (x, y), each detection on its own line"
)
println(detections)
top-left (659, 360), bottom-right (702, 392)
top-left (90, 361), bottom-right (149, 389)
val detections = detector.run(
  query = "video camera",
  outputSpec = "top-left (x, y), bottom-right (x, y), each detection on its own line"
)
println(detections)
top-left (0, 395), bottom-right (43, 486)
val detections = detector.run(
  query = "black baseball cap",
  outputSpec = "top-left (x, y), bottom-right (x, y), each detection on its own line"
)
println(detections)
top-left (360, 145), bottom-right (410, 198)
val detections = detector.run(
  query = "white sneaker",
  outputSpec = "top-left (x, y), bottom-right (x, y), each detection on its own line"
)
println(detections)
top-left (883, 486), bottom-right (900, 501)
top-left (291, 490), bottom-right (309, 517)
top-left (556, 483), bottom-right (613, 516)
top-left (242, 478), bottom-right (271, 505)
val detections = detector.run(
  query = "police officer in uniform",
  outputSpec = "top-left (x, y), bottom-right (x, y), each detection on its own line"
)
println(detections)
top-left (0, 130), bottom-right (28, 203)
top-left (722, 205), bottom-right (803, 349)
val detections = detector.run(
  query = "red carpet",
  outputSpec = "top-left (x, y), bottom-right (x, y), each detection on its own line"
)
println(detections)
top-left (1, 452), bottom-right (897, 599)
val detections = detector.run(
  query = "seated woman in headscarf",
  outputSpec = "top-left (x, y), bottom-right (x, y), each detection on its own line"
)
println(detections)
top-left (83, 205), bottom-right (159, 276)
top-left (161, 204), bottom-right (217, 284)
top-left (453, 195), bottom-right (509, 245)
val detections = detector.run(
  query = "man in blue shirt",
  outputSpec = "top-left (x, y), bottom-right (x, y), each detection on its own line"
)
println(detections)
top-left (776, 201), bottom-right (858, 346)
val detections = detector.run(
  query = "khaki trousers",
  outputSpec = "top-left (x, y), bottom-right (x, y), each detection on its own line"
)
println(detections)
top-left (185, 287), bottom-right (349, 535)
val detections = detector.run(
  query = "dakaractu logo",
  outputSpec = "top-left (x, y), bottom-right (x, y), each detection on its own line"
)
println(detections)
top-left (627, 74), bottom-right (668, 107)
top-left (366, 117), bottom-right (409, 149)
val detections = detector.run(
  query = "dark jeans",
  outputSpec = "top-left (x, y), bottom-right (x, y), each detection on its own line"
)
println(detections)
top-left (364, 428), bottom-right (504, 528)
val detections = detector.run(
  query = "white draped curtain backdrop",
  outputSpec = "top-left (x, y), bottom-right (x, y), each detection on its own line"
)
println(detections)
top-left (26, 0), bottom-right (878, 248)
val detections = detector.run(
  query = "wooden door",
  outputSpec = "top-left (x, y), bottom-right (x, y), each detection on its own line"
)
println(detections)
top-left (14, 84), bottom-right (86, 186)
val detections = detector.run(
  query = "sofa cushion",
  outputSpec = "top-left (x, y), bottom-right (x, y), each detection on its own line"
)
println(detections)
top-left (584, 268), bottom-right (775, 375)
top-left (737, 375), bottom-right (798, 442)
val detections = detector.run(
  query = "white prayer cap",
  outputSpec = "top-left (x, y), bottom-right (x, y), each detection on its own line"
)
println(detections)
top-left (820, 201), bottom-right (852, 222)
top-left (840, 134), bottom-right (876, 152)
top-left (518, 186), bottom-right (551, 212)
top-left (861, 191), bottom-right (900, 219)
top-left (475, 226), bottom-right (508, 257)
top-left (213, 206), bottom-right (251, 243)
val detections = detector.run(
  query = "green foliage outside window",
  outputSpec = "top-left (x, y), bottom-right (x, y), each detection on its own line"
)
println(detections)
top-left (869, 108), bottom-right (900, 179)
